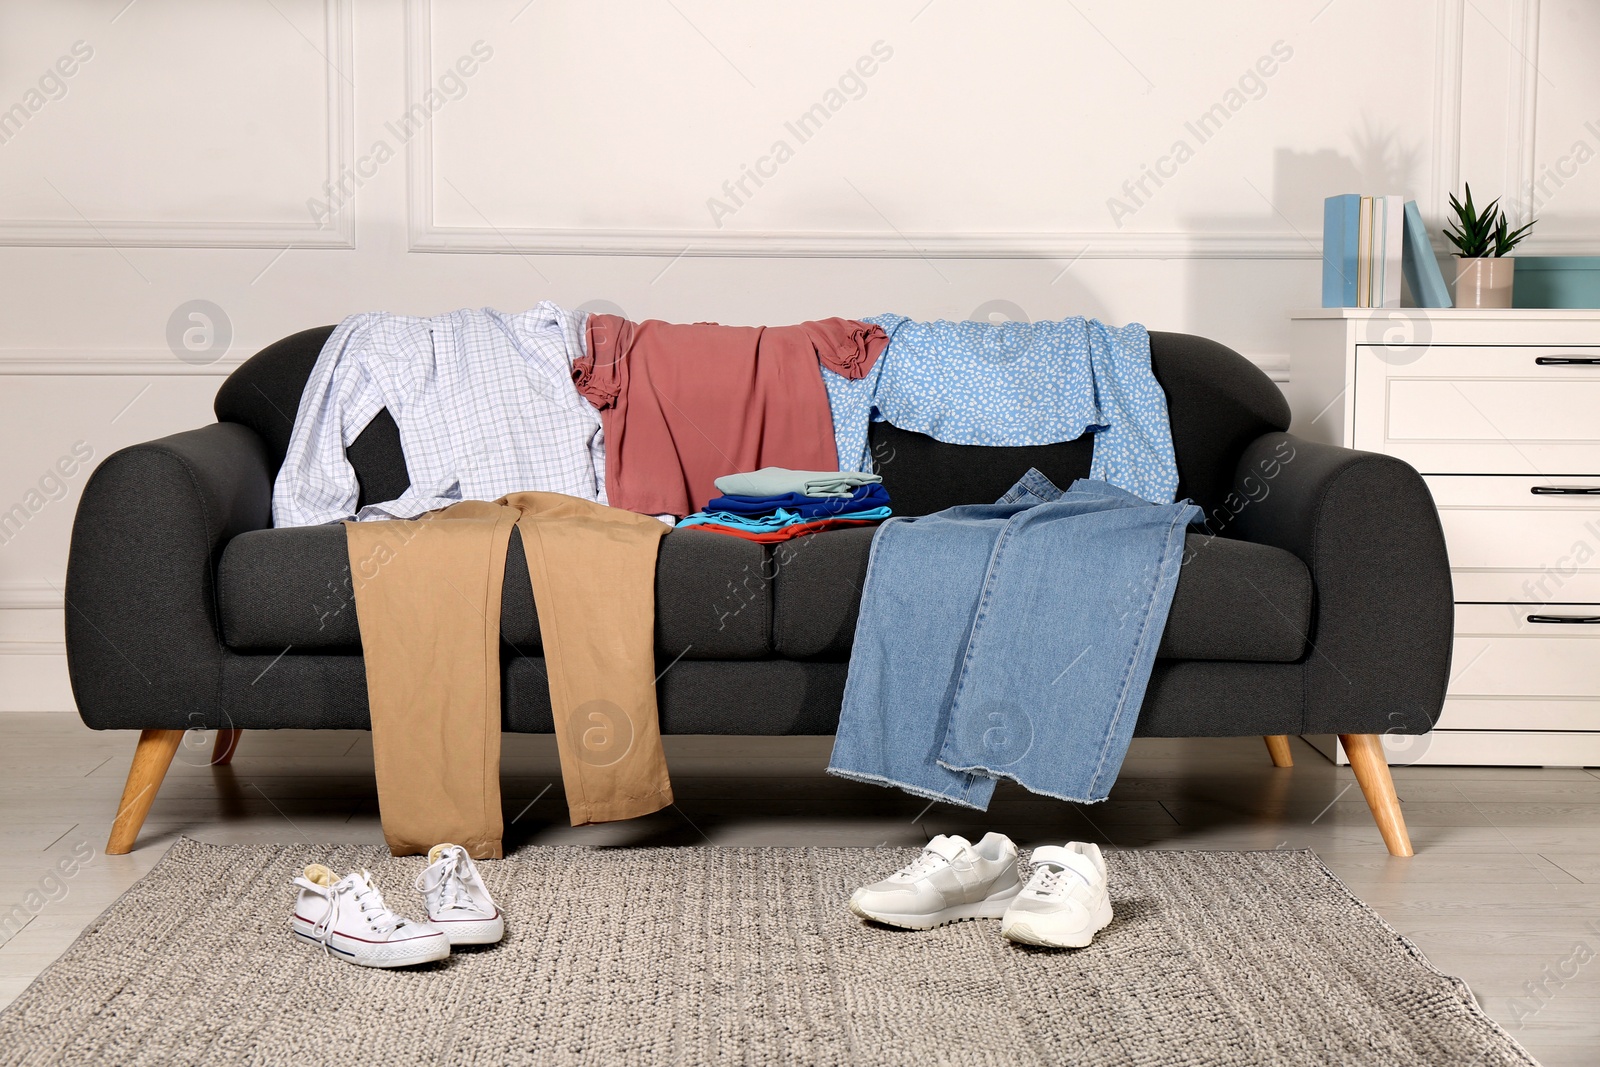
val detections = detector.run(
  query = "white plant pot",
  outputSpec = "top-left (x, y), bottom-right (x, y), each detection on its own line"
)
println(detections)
top-left (1453, 258), bottom-right (1515, 309)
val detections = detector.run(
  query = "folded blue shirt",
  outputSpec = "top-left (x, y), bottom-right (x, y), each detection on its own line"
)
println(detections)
top-left (677, 505), bottom-right (893, 532)
top-left (704, 482), bottom-right (890, 519)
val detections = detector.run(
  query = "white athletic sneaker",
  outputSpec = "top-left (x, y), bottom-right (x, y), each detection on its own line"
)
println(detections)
top-left (1001, 842), bottom-right (1114, 948)
top-left (291, 864), bottom-right (451, 967)
top-left (849, 833), bottom-right (1022, 930)
top-left (414, 843), bottom-right (505, 946)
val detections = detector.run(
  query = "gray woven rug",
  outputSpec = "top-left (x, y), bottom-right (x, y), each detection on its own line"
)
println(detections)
top-left (0, 839), bottom-right (1535, 1067)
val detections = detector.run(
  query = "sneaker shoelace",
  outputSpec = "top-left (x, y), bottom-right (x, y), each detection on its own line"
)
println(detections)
top-left (891, 849), bottom-right (952, 881)
top-left (308, 876), bottom-right (409, 954)
top-left (414, 848), bottom-right (473, 912)
top-left (1028, 863), bottom-right (1087, 900)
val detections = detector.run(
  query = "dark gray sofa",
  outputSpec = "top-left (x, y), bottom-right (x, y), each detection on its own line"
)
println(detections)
top-left (65, 328), bottom-right (1453, 857)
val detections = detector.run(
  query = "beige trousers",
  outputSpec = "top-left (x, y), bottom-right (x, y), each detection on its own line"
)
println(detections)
top-left (345, 492), bottom-right (673, 858)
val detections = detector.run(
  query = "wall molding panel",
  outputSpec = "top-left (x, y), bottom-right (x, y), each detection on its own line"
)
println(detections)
top-left (1472, 0), bottom-right (1600, 253)
top-left (1506, 0), bottom-right (1542, 227)
top-left (0, 0), bottom-right (355, 249)
top-left (1429, 0), bottom-right (1466, 221)
top-left (0, 350), bottom-right (255, 376)
top-left (0, 640), bottom-right (65, 655)
top-left (411, 224), bottom-right (1327, 260)
top-left (406, 2), bottom-right (1466, 261)
top-left (0, 582), bottom-right (63, 611)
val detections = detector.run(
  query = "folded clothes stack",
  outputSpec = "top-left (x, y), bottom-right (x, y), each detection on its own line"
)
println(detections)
top-left (676, 466), bottom-right (892, 542)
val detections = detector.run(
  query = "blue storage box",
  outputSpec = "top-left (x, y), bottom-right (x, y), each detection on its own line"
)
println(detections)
top-left (1512, 256), bottom-right (1600, 308)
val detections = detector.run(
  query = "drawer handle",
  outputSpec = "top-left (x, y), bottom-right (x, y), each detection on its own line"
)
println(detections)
top-left (1535, 356), bottom-right (1600, 365)
top-left (1526, 614), bottom-right (1600, 624)
top-left (1531, 485), bottom-right (1600, 495)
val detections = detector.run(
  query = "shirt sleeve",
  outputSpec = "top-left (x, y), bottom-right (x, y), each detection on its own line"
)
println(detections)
top-left (821, 313), bottom-right (902, 473)
top-left (271, 315), bottom-right (384, 527)
top-left (1085, 320), bottom-right (1179, 504)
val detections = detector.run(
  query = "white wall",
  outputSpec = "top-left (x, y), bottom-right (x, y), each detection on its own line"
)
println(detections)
top-left (2, 0), bottom-right (1595, 709)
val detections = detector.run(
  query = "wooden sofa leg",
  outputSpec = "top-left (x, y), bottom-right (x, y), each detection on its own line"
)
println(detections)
top-left (1339, 733), bottom-right (1413, 857)
top-left (1263, 735), bottom-right (1294, 767)
top-left (106, 729), bottom-right (184, 855)
top-left (212, 729), bottom-right (241, 766)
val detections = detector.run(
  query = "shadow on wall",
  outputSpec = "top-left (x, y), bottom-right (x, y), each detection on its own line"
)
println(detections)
top-left (1274, 119), bottom-right (1427, 218)
top-left (1179, 121), bottom-right (1428, 361)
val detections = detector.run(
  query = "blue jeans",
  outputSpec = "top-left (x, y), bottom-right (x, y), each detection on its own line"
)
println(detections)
top-left (827, 471), bottom-right (1199, 808)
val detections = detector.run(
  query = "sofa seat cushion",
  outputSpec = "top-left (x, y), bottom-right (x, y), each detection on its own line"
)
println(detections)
top-left (217, 525), bottom-right (771, 659)
top-left (770, 528), bottom-right (1312, 663)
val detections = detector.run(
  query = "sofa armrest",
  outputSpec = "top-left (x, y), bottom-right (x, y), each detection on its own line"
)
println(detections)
top-left (65, 422), bottom-right (273, 730)
top-left (1225, 432), bottom-right (1453, 736)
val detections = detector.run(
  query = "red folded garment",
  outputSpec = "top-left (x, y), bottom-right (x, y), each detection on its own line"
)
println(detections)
top-left (686, 517), bottom-right (880, 543)
top-left (573, 316), bottom-right (887, 517)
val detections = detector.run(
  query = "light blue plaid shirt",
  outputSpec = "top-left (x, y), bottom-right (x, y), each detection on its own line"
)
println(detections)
top-left (272, 304), bottom-right (606, 527)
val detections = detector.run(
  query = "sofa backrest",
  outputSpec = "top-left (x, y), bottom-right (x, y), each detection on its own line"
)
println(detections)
top-left (215, 325), bottom-right (1288, 520)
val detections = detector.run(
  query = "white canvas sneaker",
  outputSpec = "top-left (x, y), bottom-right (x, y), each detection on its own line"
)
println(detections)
top-left (1000, 842), bottom-right (1114, 948)
top-left (414, 843), bottom-right (505, 946)
top-left (291, 864), bottom-right (451, 967)
top-left (848, 833), bottom-right (1022, 930)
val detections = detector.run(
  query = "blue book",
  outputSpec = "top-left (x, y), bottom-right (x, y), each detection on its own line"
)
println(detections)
top-left (1322, 194), bottom-right (1360, 307)
top-left (1402, 199), bottom-right (1452, 308)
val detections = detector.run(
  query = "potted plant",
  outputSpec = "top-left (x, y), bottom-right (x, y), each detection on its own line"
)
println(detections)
top-left (1444, 184), bottom-right (1535, 308)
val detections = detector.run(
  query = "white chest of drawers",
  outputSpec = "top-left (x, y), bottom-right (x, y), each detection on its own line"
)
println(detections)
top-left (1289, 309), bottom-right (1600, 767)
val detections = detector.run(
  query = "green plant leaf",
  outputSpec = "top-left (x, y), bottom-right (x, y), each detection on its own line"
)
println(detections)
top-left (1442, 182), bottom-right (1533, 257)
top-left (1494, 219), bottom-right (1535, 257)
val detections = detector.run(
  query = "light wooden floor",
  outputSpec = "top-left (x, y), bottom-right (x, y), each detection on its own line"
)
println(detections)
top-left (2, 715), bottom-right (1597, 1066)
